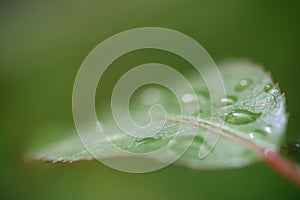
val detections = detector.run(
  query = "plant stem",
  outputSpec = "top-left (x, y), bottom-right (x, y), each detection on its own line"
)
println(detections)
top-left (168, 116), bottom-right (300, 188)
top-left (262, 148), bottom-right (300, 187)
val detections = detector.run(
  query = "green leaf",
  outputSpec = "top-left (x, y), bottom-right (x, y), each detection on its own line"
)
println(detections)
top-left (27, 60), bottom-right (287, 169)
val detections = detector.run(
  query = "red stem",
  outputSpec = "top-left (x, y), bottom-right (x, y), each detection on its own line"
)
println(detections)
top-left (168, 116), bottom-right (300, 188)
top-left (262, 148), bottom-right (300, 187)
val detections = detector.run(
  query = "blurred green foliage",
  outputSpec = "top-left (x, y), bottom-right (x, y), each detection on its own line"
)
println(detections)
top-left (0, 0), bottom-right (299, 199)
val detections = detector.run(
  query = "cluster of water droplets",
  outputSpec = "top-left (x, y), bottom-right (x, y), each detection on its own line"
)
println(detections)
top-left (112, 85), bottom-right (210, 152)
top-left (222, 78), bottom-right (278, 141)
top-left (115, 75), bottom-right (280, 153)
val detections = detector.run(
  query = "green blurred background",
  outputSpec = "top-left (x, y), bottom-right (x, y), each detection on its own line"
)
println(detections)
top-left (1, 0), bottom-right (300, 199)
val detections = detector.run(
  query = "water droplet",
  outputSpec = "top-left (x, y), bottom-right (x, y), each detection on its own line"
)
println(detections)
top-left (264, 83), bottom-right (273, 92)
top-left (248, 129), bottom-right (266, 139)
top-left (140, 88), bottom-right (160, 105)
top-left (235, 78), bottom-right (253, 92)
top-left (253, 129), bottom-right (267, 135)
top-left (181, 93), bottom-right (194, 103)
top-left (249, 132), bottom-right (255, 139)
top-left (217, 95), bottom-right (238, 107)
top-left (224, 109), bottom-right (261, 124)
top-left (193, 135), bottom-right (204, 144)
top-left (264, 126), bottom-right (272, 134)
top-left (248, 129), bottom-right (269, 140)
top-left (134, 137), bottom-right (159, 146)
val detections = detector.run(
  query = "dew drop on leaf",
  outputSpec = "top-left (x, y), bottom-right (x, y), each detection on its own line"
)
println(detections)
top-left (134, 137), bottom-right (160, 147)
top-left (217, 95), bottom-right (238, 107)
top-left (264, 126), bottom-right (272, 134)
top-left (224, 109), bottom-right (261, 124)
top-left (248, 129), bottom-right (268, 140)
top-left (252, 129), bottom-right (267, 135)
top-left (264, 83), bottom-right (273, 92)
top-left (235, 78), bottom-right (253, 92)
top-left (181, 93), bottom-right (194, 103)
top-left (248, 132), bottom-right (255, 139)
top-left (193, 135), bottom-right (204, 144)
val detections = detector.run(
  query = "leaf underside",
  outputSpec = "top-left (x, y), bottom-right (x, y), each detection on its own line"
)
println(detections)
top-left (27, 60), bottom-right (287, 170)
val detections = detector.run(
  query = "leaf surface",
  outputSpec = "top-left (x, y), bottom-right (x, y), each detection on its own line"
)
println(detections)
top-left (28, 60), bottom-right (287, 169)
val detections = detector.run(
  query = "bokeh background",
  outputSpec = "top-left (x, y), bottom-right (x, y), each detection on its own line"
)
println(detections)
top-left (1, 0), bottom-right (300, 199)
